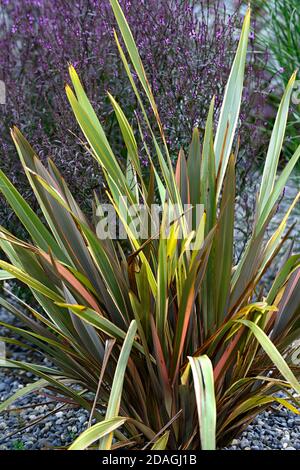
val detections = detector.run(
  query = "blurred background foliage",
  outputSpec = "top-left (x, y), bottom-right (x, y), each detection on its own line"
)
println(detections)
top-left (0, 0), bottom-right (270, 227)
top-left (252, 0), bottom-right (300, 161)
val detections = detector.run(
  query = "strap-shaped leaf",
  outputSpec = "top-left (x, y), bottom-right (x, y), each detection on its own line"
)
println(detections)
top-left (0, 378), bottom-right (49, 413)
top-left (214, 8), bottom-right (250, 198)
top-left (107, 92), bottom-right (142, 181)
top-left (110, 1), bottom-right (181, 209)
top-left (66, 84), bottom-right (125, 189)
top-left (0, 260), bottom-right (63, 302)
top-left (188, 355), bottom-right (216, 450)
top-left (151, 431), bottom-right (170, 450)
top-left (257, 141), bottom-right (300, 232)
top-left (257, 72), bottom-right (297, 222)
top-left (0, 169), bottom-right (67, 262)
top-left (0, 359), bottom-right (94, 411)
top-left (187, 128), bottom-right (201, 208)
top-left (109, 0), bottom-right (157, 122)
top-left (221, 395), bottom-right (300, 431)
top-left (214, 154), bottom-right (235, 324)
top-left (99, 320), bottom-right (137, 449)
top-left (68, 64), bottom-right (107, 137)
top-left (58, 304), bottom-right (145, 357)
top-left (267, 255), bottom-right (300, 304)
top-left (0, 269), bottom-right (14, 280)
top-left (10, 127), bottom-right (72, 261)
top-left (68, 417), bottom-right (126, 450)
top-left (238, 320), bottom-right (300, 394)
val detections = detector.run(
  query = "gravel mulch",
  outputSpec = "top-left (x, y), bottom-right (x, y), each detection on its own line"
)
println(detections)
top-left (0, 307), bottom-right (92, 450)
top-left (1, 303), bottom-right (300, 450)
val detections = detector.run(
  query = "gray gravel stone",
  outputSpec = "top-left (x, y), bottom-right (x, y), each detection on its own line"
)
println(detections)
top-left (240, 439), bottom-right (250, 449)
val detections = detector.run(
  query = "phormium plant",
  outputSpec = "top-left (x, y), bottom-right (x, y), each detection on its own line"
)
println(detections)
top-left (0, 0), bottom-right (300, 450)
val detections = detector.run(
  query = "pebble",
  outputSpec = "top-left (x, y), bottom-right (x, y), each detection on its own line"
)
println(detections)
top-left (28, 415), bottom-right (37, 421)
top-left (240, 439), bottom-right (250, 449)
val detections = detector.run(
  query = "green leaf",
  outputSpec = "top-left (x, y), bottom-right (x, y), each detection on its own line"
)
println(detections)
top-left (10, 128), bottom-right (72, 260)
top-left (60, 304), bottom-right (144, 357)
top-left (187, 128), bottom-right (201, 208)
top-left (109, 0), bottom-right (155, 117)
top-left (0, 358), bottom-right (60, 375)
top-left (267, 256), bottom-right (300, 305)
top-left (0, 379), bottom-right (49, 413)
top-left (0, 169), bottom-right (67, 262)
top-left (214, 154), bottom-right (235, 324)
top-left (214, 8), bottom-right (250, 198)
top-left (200, 96), bottom-right (216, 220)
top-left (0, 359), bottom-right (94, 411)
top-left (257, 142), bottom-right (300, 232)
top-left (99, 320), bottom-right (137, 449)
top-left (238, 320), bottom-right (300, 394)
top-left (0, 269), bottom-right (15, 280)
top-left (156, 222), bottom-right (168, 342)
top-left (65, 83), bottom-right (126, 193)
top-left (0, 261), bottom-right (63, 302)
top-left (110, 1), bottom-right (181, 208)
top-left (68, 64), bottom-right (106, 136)
top-left (188, 355), bottom-right (216, 450)
top-left (257, 72), bottom-right (297, 223)
top-left (222, 395), bottom-right (299, 431)
top-left (68, 417), bottom-right (127, 450)
top-left (151, 431), bottom-right (170, 450)
top-left (79, 223), bottom-right (130, 325)
top-left (108, 92), bottom-right (142, 182)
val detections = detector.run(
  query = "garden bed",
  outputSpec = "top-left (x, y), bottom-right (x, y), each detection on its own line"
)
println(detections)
top-left (1, 300), bottom-right (300, 451)
top-left (1, 176), bottom-right (299, 450)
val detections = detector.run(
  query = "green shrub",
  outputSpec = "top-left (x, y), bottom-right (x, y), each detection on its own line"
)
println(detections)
top-left (0, 1), bottom-right (300, 450)
top-left (254, 0), bottom-right (300, 160)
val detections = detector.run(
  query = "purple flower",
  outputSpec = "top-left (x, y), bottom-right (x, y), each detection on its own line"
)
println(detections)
top-left (0, 0), bottom-right (269, 223)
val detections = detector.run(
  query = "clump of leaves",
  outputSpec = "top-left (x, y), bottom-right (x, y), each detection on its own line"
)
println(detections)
top-left (0, 0), bottom-right (299, 451)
